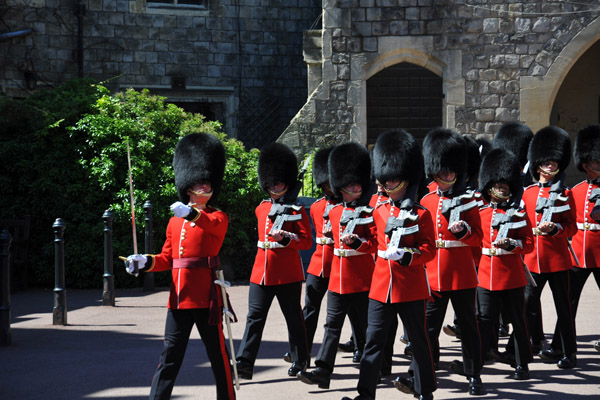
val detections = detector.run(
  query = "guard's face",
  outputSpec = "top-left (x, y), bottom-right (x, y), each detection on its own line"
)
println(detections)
top-left (188, 180), bottom-right (213, 205)
top-left (268, 182), bottom-right (288, 199)
top-left (537, 160), bottom-right (559, 179)
top-left (488, 182), bottom-right (510, 203)
top-left (341, 182), bottom-right (362, 203)
top-left (384, 180), bottom-right (407, 201)
top-left (583, 159), bottom-right (600, 179)
top-left (435, 171), bottom-right (456, 191)
top-left (320, 182), bottom-right (334, 198)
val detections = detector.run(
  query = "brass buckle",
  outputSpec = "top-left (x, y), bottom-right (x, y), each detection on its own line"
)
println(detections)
top-left (490, 248), bottom-right (497, 256)
top-left (338, 249), bottom-right (346, 257)
top-left (264, 242), bottom-right (271, 249)
top-left (319, 238), bottom-right (328, 245)
top-left (436, 240), bottom-right (445, 248)
top-left (584, 223), bottom-right (591, 230)
top-left (534, 227), bottom-right (542, 236)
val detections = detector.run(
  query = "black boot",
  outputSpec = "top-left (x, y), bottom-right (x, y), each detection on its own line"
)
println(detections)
top-left (353, 349), bottom-right (363, 363)
top-left (539, 348), bottom-right (563, 363)
top-left (297, 367), bottom-right (331, 389)
top-left (236, 358), bottom-right (253, 380)
top-left (393, 376), bottom-right (415, 395)
top-left (468, 376), bottom-right (486, 396)
top-left (288, 360), bottom-right (308, 376)
top-left (557, 354), bottom-right (577, 369)
top-left (283, 352), bottom-right (292, 363)
top-left (511, 364), bottom-right (530, 380)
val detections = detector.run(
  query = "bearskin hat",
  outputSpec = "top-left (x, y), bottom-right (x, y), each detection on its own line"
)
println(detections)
top-left (464, 135), bottom-right (482, 190)
top-left (258, 142), bottom-right (298, 194)
top-left (372, 129), bottom-right (423, 190)
top-left (329, 142), bottom-right (371, 201)
top-left (476, 137), bottom-right (493, 159)
top-left (493, 122), bottom-right (533, 169)
top-left (528, 126), bottom-right (571, 181)
top-left (312, 146), bottom-right (335, 187)
top-left (423, 127), bottom-right (468, 191)
top-left (574, 125), bottom-right (600, 172)
top-left (173, 133), bottom-right (225, 205)
top-left (479, 148), bottom-right (522, 204)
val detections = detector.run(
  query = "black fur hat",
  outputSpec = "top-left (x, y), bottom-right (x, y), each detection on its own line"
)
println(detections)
top-left (574, 125), bottom-right (600, 172)
top-left (479, 148), bottom-right (522, 204)
top-left (313, 146), bottom-right (335, 187)
top-left (528, 126), bottom-right (571, 181)
top-left (464, 135), bottom-right (482, 190)
top-left (258, 142), bottom-right (298, 193)
top-left (423, 128), bottom-right (468, 191)
top-left (372, 129), bottom-right (423, 189)
top-left (329, 142), bottom-right (371, 201)
top-left (493, 122), bottom-right (533, 169)
top-left (476, 137), bottom-right (493, 159)
top-left (173, 133), bottom-right (225, 205)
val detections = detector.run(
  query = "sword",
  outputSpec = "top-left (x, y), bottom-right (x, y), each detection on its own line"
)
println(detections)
top-left (126, 140), bottom-right (140, 275)
top-left (214, 270), bottom-right (240, 390)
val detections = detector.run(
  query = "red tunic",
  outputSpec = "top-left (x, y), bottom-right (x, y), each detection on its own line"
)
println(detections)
top-left (477, 205), bottom-right (534, 291)
top-left (420, 191), bottom-right (483, 291)
top-left (521, 184), bottom-right (577, 274)
top-left (148, 207), bottom-right (228, 309)
top-left (328, 203), bottom-right (377, 294)
top-left (570, 179), bottom-right (600, 269)
top-left (250, 200), bottom-right (312, 286)
top-left (306, 197), bottom-right (336, 278)
top-left (370, 202), bottom-right (436, 303)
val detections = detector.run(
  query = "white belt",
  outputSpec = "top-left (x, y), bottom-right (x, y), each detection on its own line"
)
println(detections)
top-left (482, 247), bottom-right (514, 256)
top-left (334, 248), bottom-right (366, 257)
top-left (257, 241), bottom-right (285, 249)
top-left (436, 239), bottom-right (468, 249)
top-left (316, 237), bottom-right (334, 245)
top-left (577, 222), bottom-right (600, 231)
top-left (377, 248), bottom-right (421, 260)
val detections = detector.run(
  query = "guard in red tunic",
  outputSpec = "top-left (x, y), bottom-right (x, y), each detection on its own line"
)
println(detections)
top-left (124, 133), bottom-right (235, 400)
top-left (521, 126), bottom-right (578, 369)
top-left (477, 148), bottom-right (534, 380)
top-left (420, 128), bottom-right (485, 396)
top-left (547, 125), bottom-right (600, 359)
top-left (297, 142), bottom-right (376, 389)
top-left (235, 142), bottom-right (313, 379)
top-left (302, 146), bottom-right (338, 356)
top-left (342, 129), bottom-right (437, 400)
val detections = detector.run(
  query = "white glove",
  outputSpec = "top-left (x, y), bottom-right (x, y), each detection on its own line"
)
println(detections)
top-left (170, 201), bottom-right (191, 218)
top-left (125, 254), bottom-right (147, 276)
top-left (385, 246), bottom-right (405, 261)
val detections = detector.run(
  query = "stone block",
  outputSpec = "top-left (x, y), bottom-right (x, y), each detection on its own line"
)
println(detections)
top-left (475, 108), bottom-right (495, 122)
top-left (483, 18), bottom-right (499, 33)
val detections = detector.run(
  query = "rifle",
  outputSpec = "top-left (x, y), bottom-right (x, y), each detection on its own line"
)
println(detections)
top-left (322, 202), bottom-right (336, 233)
top-left (340, 206), bottom-right (373, 236)
top-left (590, 188), bottom-right (600, 222)
top-left (534, 178), bottom-right (571, 235)
top-left (493, 187), bottom-right (526, 242)
top-left (267, 155), bottom-right (312, 240)
top-left (214, 270), bottom-right (240, 390)
top-left (385, 210), bottom-right (419, 249)
top-left (441, 191), bottom-right (478, 225)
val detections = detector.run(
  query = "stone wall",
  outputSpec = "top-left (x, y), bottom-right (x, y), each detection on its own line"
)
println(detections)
top-left (279, 0), bottom-right (600, 157)
top-left (0, 0), bottom-right (321, 147)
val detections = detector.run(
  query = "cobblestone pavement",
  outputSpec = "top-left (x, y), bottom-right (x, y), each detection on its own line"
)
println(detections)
top-left (1, 278), bottom-right (599, 400)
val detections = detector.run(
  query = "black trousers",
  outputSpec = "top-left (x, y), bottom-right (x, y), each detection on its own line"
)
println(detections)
top-left (237, 281), bottom-right (308, 365)
top-left (149, 308), bottom-right (235, 400)
top-left (520, 270), bottom-right (576, 355)
top-left (315, 290), bottom-right (369, 371)
top-left (477, 286), bottom-right (532, 366)
top-left (303, 273), bottom-right (329, 353)
top-left (426, 288), bottom-right (483, 377)
top-left (550, 267), bottom-right (600, 350)
top-left (357, 299), bottom-right (436, 399)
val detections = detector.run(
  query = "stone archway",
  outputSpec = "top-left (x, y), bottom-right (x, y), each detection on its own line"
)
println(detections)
top-left (520, 16), bottom-right (600, 132)
top-left (350, 36), bottom-right (465, 144)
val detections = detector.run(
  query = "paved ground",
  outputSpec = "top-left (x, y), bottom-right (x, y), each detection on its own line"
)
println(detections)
top-left (1, 278), bottom-right (599, 400)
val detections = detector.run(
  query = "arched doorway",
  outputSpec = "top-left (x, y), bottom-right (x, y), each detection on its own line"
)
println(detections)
top-left (366, 62), bottom-right (443, 146)
top-left (551, 39), bottom-right (600, 185)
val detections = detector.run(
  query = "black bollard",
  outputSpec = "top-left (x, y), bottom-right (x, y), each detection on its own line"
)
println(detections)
top-left (52, 218), bottom-right (67, 325)
top-left (102, 210), bottom-right (115, 306)
top-left (1, 229), bottom-right (12, 345)
top-left (143, 201), bottom-right (155, 291)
